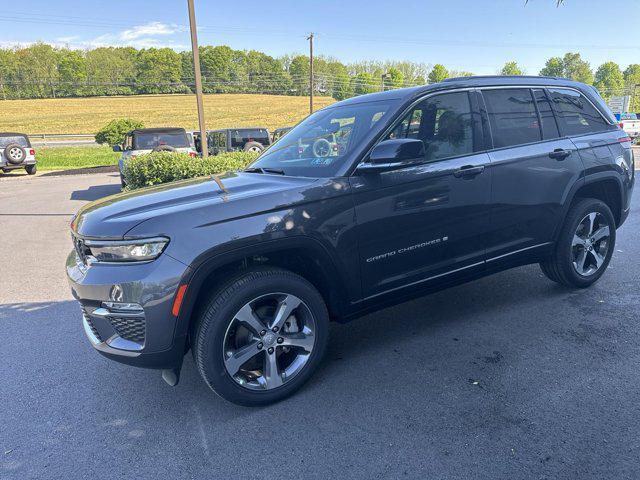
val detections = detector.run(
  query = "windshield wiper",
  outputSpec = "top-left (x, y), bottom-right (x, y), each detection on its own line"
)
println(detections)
top-left (244, 167), bottom-right (285, 175)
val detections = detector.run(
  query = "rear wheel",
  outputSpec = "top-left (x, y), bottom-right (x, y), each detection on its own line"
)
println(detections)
top-left (193, 268), bottom-right (329, 406)
top-left (25, 164), bottom-right (36, 175)
top-left (243, 142), bottom-right (264, 153)
top-left (540, 198), bottom-right (615, 288)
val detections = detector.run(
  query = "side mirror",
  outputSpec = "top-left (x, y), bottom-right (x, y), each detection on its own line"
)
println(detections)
top-left (357, 138), bottom-right (425, 173)
top-left (112, 145), bottom-right (122, 152)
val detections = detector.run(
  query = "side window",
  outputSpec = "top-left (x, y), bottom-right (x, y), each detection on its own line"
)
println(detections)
top-left (385, 92), bottom-right (476, 162)
top-left (533, 89), bottom-right (560, 140)
top-left (547, 88), bottom-right (609, 136)
top-left (482, 88), bottom-right (541, 148)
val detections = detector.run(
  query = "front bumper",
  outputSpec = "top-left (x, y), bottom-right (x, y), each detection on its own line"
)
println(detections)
top-left (66, 249), bottom-right (190, 369)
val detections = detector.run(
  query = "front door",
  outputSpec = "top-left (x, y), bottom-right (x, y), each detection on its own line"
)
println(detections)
top-left (351, 90), bottom-right (492, 299)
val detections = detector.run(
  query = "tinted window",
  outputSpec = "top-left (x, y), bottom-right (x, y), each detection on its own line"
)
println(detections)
top-left (230, 129), bottom-right (270, 148)
top-left (133, 132), bottom-right (189, 149)
top-left (386, 92), bottom-right (476, 162)
top-left (547, 88), bottom-right (609, 136)
top-left (533, 89), bottom-right (560, 139)
top-left (483, 89), bottom-right (541, 148)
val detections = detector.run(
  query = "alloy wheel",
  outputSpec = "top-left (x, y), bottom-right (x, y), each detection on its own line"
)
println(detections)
top-left (222, 293), bottom-right (316, 391)
top-left (571, 212), bottom-right (611, 276)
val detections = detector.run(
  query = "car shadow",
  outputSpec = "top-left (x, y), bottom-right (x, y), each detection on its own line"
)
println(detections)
top-left (70, 184), bottom-right (121, 201)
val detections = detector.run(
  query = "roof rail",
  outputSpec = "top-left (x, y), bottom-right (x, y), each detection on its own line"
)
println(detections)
top-left (442, 75), bottom-right (570, 82)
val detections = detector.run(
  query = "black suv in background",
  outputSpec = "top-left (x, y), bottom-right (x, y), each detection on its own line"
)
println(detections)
top-left (207, 127), bottom-right (271, 155)
top-left (67, 76), bottom-right (634, 406)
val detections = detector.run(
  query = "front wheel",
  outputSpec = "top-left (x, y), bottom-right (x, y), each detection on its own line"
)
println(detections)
top-left (192, 268), bottom-right (329, 406)
top-left (540, 198), bottom-right (615, 288)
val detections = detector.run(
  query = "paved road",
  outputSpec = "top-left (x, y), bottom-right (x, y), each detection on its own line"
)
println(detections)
top-left (1, 172), bottom-right (639, 480)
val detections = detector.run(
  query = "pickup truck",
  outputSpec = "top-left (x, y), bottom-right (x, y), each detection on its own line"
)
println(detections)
top-left (619, 114), bottom-right (640, 141)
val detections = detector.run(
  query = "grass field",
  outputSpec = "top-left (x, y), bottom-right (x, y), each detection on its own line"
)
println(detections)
top-left (36, 146), bottom-right (119, 170)
top-left (0, 93), bottom-right (335, 134)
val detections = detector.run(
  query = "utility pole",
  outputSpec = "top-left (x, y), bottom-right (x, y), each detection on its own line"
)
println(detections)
top-left (381, 73), bottom-right (390, 92)
top-left (187, 0), bottom-right (208, 157)
top-left (307, 33), bottom-right (314, 114)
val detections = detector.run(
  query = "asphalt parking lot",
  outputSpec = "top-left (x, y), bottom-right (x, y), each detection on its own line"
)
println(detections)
top-left (1, 171), bottom-right (639, 480)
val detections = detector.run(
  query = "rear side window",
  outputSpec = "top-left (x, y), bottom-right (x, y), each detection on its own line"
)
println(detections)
top-left (386, 91), bottom-right (477, 162)
top-left (547, 88), bottom-right (609, 136)
top-left (230, 129), bottom-right (270, 148)
top-left (482, 89), bottom-right (541, 148)
top-left (533, 89), bottom-right (560, 140)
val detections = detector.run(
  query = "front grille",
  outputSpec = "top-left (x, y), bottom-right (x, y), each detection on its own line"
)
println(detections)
top-left (81, 308), bottom-right (103, 342)
top-left (108, 315), bottom-right (146, 344)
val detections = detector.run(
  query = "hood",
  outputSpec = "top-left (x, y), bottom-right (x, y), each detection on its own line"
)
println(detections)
top-left (71, 171), bottom-right (319, 238)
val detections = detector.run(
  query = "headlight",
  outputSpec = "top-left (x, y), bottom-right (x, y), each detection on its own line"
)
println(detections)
top-left (84, 237), bottom-right (169, 263)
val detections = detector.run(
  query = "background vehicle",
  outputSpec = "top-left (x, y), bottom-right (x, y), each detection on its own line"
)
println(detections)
top-left (67, 77), bottom-right (634, 406)
top-left (0, 133), bottom-right (37, 175)
top-left (272, 127), bottom-right (292, 143)
top-left (619, 114), bottom-right (640, 140)
top-left (113, 128), bottom-right (197, 187)
top-left (207, 127), bottom-right (271, 155)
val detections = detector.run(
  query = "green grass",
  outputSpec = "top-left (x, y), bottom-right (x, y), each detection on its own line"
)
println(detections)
top-left (37, 146), bottom-right (119, 171)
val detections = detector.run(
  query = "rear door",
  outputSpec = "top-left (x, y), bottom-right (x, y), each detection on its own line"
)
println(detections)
top-left (481, 87), bottom-right (583, 260)
top-left (351, 90), bottom-right (492, 299)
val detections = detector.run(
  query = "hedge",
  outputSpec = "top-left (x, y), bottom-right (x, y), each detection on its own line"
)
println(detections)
top-left (122, 151), bottom-right (259, 190)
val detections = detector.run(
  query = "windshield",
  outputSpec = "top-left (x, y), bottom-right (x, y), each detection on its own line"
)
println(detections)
top-left (250, 100), bottom-right (394, 177)
top-left (0, 135), bottom-right (29, 148)
top-left (133, 132), bottom-right (189, 150)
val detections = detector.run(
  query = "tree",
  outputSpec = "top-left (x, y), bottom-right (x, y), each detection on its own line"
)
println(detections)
top-left (539, 53), bottom-right (593, 84)
top-left (352, 72), bottom-right (377, 95)
top-left (428, 64), bottom-right (449, 84)
top-left (540, 57), bottom-right (564, 77)
top-left (623, 64), bottom-right (640, 111)
top-left (500, 61), bottom-right (523, 76)
top-left (95, 118), bottom-right (144, 146)
top-left (594, 62), bottom-right (624, 100)
top-left (135, 48), bottom-right (186, 94)
top-left (57, 49), bottom-right (86, 97)
top-left (387, 67), bottom-right (404, 89)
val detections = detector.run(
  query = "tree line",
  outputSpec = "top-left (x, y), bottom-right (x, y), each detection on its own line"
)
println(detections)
top-left (1, 43), bottom-right (639, 108)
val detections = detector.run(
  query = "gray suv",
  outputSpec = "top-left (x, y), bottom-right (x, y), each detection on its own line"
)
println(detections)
top-left (67, 76), bottom-right (634, 406)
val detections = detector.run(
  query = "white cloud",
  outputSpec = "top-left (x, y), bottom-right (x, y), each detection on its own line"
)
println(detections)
top-left (120, 22), bottom-right (184, 41)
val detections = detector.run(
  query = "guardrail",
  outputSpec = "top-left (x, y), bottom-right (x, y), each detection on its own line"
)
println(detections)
top-left (29, 133), bottom-right (95, 139)
top-left (28, 133), bottom-right (97, 147)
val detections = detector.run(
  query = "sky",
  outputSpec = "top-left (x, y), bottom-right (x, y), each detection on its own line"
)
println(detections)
top-left (0, 0), bottom-right (638, 75)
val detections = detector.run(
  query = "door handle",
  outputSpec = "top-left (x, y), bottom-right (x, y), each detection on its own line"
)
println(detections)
top-left (453, 165), bottom-right (485, 178)
top-left (548, 149), bottom-right (572, 160)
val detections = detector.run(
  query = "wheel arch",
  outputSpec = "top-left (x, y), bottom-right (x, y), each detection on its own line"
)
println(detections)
top-left (173, 236), bottom-right (350, 344)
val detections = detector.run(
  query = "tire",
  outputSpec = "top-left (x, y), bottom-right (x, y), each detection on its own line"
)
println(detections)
top-left (4, 143), bottom-right (26, 165)
top-left (243, 142), bottom-right (264, 153)
top-left (192, 268), bottom-right (329, 406)
top-left (540, 198), bottom-right (616, 288)
top-left (25, 164), bottom-right (36, 175)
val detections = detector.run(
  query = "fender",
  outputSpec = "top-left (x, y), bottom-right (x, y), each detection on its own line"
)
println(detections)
top-left (553, 171), bottom-right (624, 241)
top-left (171, 235), bottom-right (351, 343)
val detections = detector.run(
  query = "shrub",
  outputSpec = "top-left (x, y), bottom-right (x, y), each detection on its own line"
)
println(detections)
top-left (122, 151), bottom-right (259, 190)
top-left (95, 118), bottom-right (144, 146)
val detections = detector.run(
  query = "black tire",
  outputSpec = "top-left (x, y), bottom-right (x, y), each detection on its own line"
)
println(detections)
top-left (4, 143), bottom-right (26, 164)
top-left (540, 198), bottom-right (616, 288)
top-left (192, 268), bottom-right (329, 406)
top-left (25, 164), bottom-right (36, 175)
top-left (152, 145), bottom-right (177, 153)
top-left (243, 141), bottom-right (264, 153)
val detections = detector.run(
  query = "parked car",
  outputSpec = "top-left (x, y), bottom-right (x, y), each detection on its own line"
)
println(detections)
top-left (67, 76), bottom-right (634, 406)
top-left (272, 126), bottom-right (292, 143)
top-left (113, 128), bottom-right (197, 187)
top-left (0, 133), bottom-right (37, 175)
top-left (619, 114), bottom-right (640, 140)
top-left (207, 127), bottom-right (271, 155)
